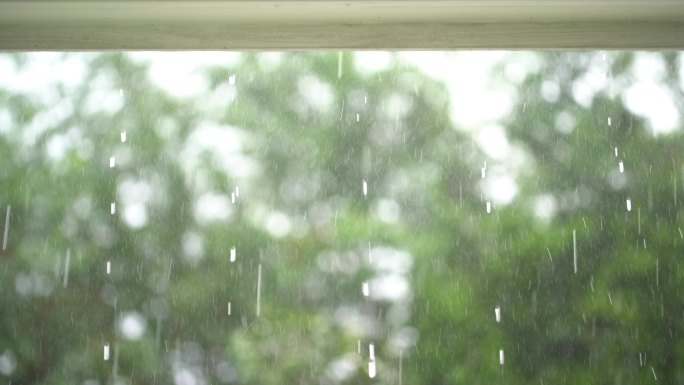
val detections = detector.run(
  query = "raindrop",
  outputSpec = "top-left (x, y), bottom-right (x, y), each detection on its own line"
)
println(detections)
top-left (235, 186), bottom-right (240, 198)
top-left (106, 261), bottom-right (111, 275)
top-left (651, 366), bottom-right (657, 380)
top-left (231, 192), bottom-right (236, 204)
top-left (109, 156), bottom-right (116, 168)
top-left (357, 340), bottom-right (361, 355)
top-left (481, 168), bottom-right (486, 179)
top-left (110, 203), bottom-right (116, 215)
top-left (228, 74), bottom-right (236, 85)
top-left (227, 302), bottom-right (232, 315)
top-left (363, 180), bottom-right (368, 197)
top-left (104, 344), bottom-right (110, 361)
top-left (486, 201), bottom-right (492, 214)
top-left (626, 198), bottom-right (632, 212)
top-left (364, 96), bottom-right (368, 105)
top-left (573, 230), bottom-right (577, 274)
top-left (230, 247), bottom-right (236, 262)
top-left (2, 205), bottom-right (10, 251)
top-left (256, 263), bottom-right (262, 317)
top-left (119, 89), bottom-right (123, 97)
top-left (614, 147), bottom-right (618, 157)
top-left (337, 52), bottom-right (343, 79)
top-left (608, 117), bottom-right (612, 126)
top-left (63, 249), bottom-right (71, 288)
top-left (369, 343), bottom-right (375, 361)
top-left (495, 306), bottom-right (501, 322)
top-left (356, 113), bottom-right (360, 122)
top-left (120, 131), bottom-right (127, 143)
top-left (362, 282), bottom-right (370, 297)
top-left (499, 349), bottom-right (505, 365)
top-left (368, 361), bottom-right (376, 378)
top-left (619, 161), bottom-right (624, 173)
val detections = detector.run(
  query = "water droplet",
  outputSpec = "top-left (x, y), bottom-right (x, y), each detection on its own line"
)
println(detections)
top-left (369, 343), bottom-right (375, 361)
top-left (481, 168), bottom-right (486, 179)
top-left (362, 282), bottom-right (369, 297)
top-left (626, 198), bottom-right (632, 212)
top-left (573, 230), bottom-right (577, 274)
top-left (2, 205), bottom-right (11, 251)
top-left (619, 160), bottom-right (624, 173)
top-left (228, 74), bottom-right (236, 85)
top-left (256, 264), bottom-right (262, 317)
top-left (120, 131), bottom-right (127, 143)
top-left (486, 201), bottom-right (492, 214)
top-left (364, 96), bottom-right (368, 105)
top-left (356, 113), bottom-right (360, 122)
top-left (230, 247), bottom-right (236, 262)
top-left (495, 306), bottom-right (501, 322)
top-left (119, 89), bottom-right (123, 97)
top-left (110, 203), bottom-right (116, 215)
top-left (109, 156), bottom-right (116, 168)
top-left (363, 180), bottom-right (368, 197)
top-left (235, 186), bottom-right (240, 198)
top-left (499, 349), bottom-right (504, 365)
top-left (104, 344), bottom-right (110, 361)
top-left (231, 192), bottom-right (236, 204)
top-left (368, 361), bottom-right (376, 378)
top-left (227, 302), bottom-right (232, 315)
top-left (608, 117), bottom-right (612, 126)
top-left (106, 261), bottom-right (111, 275)
top-left (614, 147), bottom-right (618, 157)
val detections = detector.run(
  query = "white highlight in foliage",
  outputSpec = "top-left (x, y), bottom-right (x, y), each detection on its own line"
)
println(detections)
top-left (626, 198), bottom-right (632, 212)
top-left (104, 344), bottom-right (110, 361)
top-left (109, 156), bottom-right (115, 168)
top-left (368, 361), bottom-right (376, 378)
top-left (499, 349), bottom-right (504, 365)
top-left (230, 247), bottom-right (236, 262)
top-left (619, 161), bottom-right (624, 173)
top-left (362, 282), bottom-right (370, 297)
top-left (495, 306), bottom-right (501, 322)
top-left (120, 131), bottom-right (127, 143)
top-left (110, 203), bottom-right (116, 215)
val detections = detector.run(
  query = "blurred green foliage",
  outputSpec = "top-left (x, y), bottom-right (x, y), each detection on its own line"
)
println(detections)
top-left (0, 51), bottom-right (683, 385)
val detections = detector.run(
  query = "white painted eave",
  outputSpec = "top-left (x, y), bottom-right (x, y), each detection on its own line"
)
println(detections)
top-left (1, 1), bottom-right (683, 50)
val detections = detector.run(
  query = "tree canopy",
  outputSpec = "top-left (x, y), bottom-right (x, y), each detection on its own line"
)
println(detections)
top-left (0, 51), bottom-right (683, 385)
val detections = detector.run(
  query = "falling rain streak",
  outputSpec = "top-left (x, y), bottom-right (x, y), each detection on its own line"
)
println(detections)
top-left (499, 349), bottom-right (505, 365)
top-left (495, 306), bottom-right (501, 322)
top-left (363, 180), bottom-right (368, 197)
top-left (109, 156), bottom-right (115, 168)
top-left (486, 201), bottom-right (492, 214)
top-left (362, 281), bottom-right (370, 297)
top-left (228, 74), bottom-right (236, 85)
top-left (110, 203), bottom-right (116, 215)
top-left (63, 249), bottom-right (71, 288)
top-left (626, 199), bottom-right (632, 212)
top-left (2, 205), bottom-right (10, 251)
top-left (104, 344), bottom-right (110, 361)
top-left (368, 361), bottom-right (376, 378)
top-left (230, 247), bottom-right (236, 262)
top-left (573, 230), bottom-right (578, 274)
top-left (120, 131), bottom-right (127, 143)
top-left (256, 264), bottom-right (262, 317)
top-left (619, 161), bottom-right (624, 173)
top-left (227, 302), bottom-right (232, 315)
top-left (106, 261), bottom-right (111, 275)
